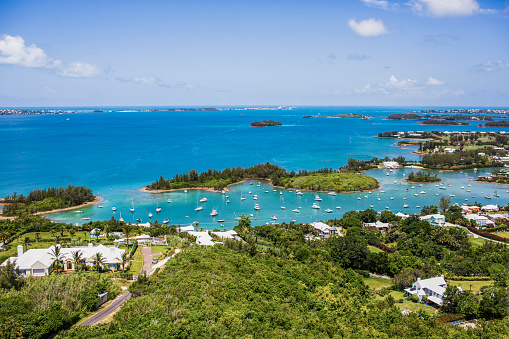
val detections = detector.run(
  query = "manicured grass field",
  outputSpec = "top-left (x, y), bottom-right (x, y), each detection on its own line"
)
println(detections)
top-left (280, 173), bottom-right (379, 192)
top-left (128, 247), bottom-right (143, 275)
top-left (468, 236), bottom-right (488, 248)
top-left (448, 280), bottom-right (494, 293)
top-left (363, 277), bottom-right (392, 290)
top-left (386, 291), bottom-right (436, 314)
top-left (495, 231), bottom-right (509, 239)
top-left (368, 246), bottom-right (382, 253)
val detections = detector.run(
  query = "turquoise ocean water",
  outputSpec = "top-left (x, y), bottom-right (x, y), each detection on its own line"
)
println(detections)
top-left (1, 106), bottom-right (508, 228)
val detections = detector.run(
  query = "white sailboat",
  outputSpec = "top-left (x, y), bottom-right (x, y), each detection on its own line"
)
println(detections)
top-left (119, 212), bottom-right (124, 222)
top-left (130, 196), bottom-right (135, 212)
top-left (156, 202), bottom-right (161, 213)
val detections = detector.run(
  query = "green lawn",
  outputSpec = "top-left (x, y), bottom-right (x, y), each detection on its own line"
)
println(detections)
top-left (128, 246), bottom-right (143, 275)
top-left (448, 280), bottom-right (494, 293)
top-left (363, 277), bottom-right (392, 290)
top-left (468, 236), bottom-right (488, 248)
top-left (495, 231), bottom-right (509, 239)
top-left (368, 246), bottom-right (382, 253)
top-left (384, 291), bottom-right (436, 314)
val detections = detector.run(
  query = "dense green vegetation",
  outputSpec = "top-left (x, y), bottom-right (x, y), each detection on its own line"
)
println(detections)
top-left (278, 172), bottom-right (378, 192)
top-left (420, 119), bottom-right (469, 125)
top-left (148, 163), bottom-right (377, 192)
top-left (345, 156), bottom-right (406, 171)
top-left (406, 171), bottom-right (441, 183)
top-left (485, 120), bottom-right (509, 127)
top-left (2, 185), bottom-right (95, 216)
top-left (421, 149), bottom-right (504, 169)
top-left (0, 272), bottom-right (120, 338)
top-left (386, 113), bottom-right (421, 120)
top-left (250, 120), bottom-right (282, 127)
top-left (329, 113), bottom-right (369, 119)
top-left (475, 170), bottom-right (509, 185)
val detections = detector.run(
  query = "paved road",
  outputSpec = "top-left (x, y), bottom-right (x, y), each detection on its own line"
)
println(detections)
top-left (447, 222), bottom-right (507, 245)
top-left (79, 291), bottom-right (131, 326)
top-left (140, 247), bottom-right (153, 276)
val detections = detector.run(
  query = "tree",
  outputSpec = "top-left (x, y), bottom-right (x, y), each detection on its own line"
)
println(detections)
top-left (48, 245), bottom-right (64, 274)
top-left (489, 263), bottom-right (508, 288)
top-left (330, 236), bottom-right (368, 269)
top-left (479, 286), bottom-right (507, 319)
top-left (71, 250), bottom-right (84, 272)
top-left (117, 252), bottom-right (129, 273)
top-left (22, 237), bottom-right (31, 252)
top-left (393, 269), bottom-right (423, 291)
top-left (34, 232), bottom-right (41, 243)
top-left (92, 252), bottom-right (106, 272)
top-left (123, 225), bottom-right (133, 252)
top-left (0, 260), bottom-right (24, 290)
top-left (439, 196), bottom-right (451, 213)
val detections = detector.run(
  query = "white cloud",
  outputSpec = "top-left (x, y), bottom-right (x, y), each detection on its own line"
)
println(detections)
top-left (348, 18), bottom-right (389, 37)
top-left (59, 61), bottom-right (104, 78)
top-left (0, 35), bottom-right (55, 68)
top-left (407, 0), bottom-right (484, 17)
top-left (117, 76), bottom-right (159, 85)
top-left (470, 60), bottom-right (509, 72)
top-left (361, 0), bottom-right (389, 10)
top-left (426, 77), bottom-right (445, 85)
top-left (347, 53), bottom-right (370, 61)
top-left (0, 34), bottom-right (103, 78)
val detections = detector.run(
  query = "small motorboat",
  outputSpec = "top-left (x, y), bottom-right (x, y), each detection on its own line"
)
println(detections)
top-left (163, 219), bottom-right (169, 224)
top-left (325, 209), bottom-right (333, 213)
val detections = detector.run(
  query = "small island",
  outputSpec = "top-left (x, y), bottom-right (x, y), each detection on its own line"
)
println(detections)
top-left (403, 171), bottom-right (441, 183)
top-left (474, 170), bottom-right (509, 185)
top-left (418, 119), bottom-right (469, 126)
top-left (250, 120), bottom-right (282, 127)
top-left (485, 120), bottom-right (509, 127)
top-left (329, 113), bottom-right (370, 119)
top-left (146, 163), bottom-right (379, 192)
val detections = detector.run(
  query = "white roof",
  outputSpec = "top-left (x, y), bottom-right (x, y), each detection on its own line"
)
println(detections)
top-left (364, 221), bottom-right (389, 228)
top-left (310, 222), bottom-right (332, 232)
top-left (482, 204), bottom-right (499, 211)
top-left (1, 244), bottom-right (125, 269)
top-left (415, 276), bottom-right (447, 295)
top-left (179, 225), bottom-right (195, 232)
top-left (395, 212), bottom-right (409, 219)
top-left (188, 231), bottom-right (215, 246)
top-left (212, 230), bottom-right (238, 239)
top-left (420, 214), bottom-right (445, 220)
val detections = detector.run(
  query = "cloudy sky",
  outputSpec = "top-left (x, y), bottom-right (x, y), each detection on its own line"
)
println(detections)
top-left (0, 0), bottom-right (508, 107)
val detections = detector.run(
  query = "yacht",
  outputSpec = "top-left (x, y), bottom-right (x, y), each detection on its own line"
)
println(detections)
top-left (414, 193), bottom-right (418, 197)
top-left (136, 218), bottom-right (142, 223)
top-left (485, 196), bottom-right (492, 199)
top-left (253, 195), bottom-right (257, 200)
top-left (370, 205), bottom-right (374, 208)
top-left (281, 206), bottom-right (286, 210)
top-left (112, 206), bottom-right (116, 211)
top-left (280, 191), bottom-right (283, 195)
top-left (467, 184), bottom-right (472, 187)
top-left (292, 209), bottom-right (300, 213)
top-left (218, 219), bottom-right (225, 223)
top-left (149, 212), bottom-right (153, 218)
top-left (97, 206), bottom-right (103, 208)
top-left (167, 199), bottom-right (172, 203)
top-left (460, 186), bottom-right (465, 189)
top-left (156, 202), bottom-right (161, 213)
top-left (311, 203), bottom-right (320, 209)
top-left (416, 205), bottom-right (421, 208)
top-left (420, 191), bottom-right (426, 194)
top-left (200, 197), bottom-right (207, 203)
top-left (295, 190), bottom-right (303, 195)
top-left (335, 206), bottom-right (341, 209)
top-left (411, 186), bottom-right (415, 189)
top-left (271, 216), bottom-right (277, 220)
top-left (265, 190), bottom-right (269, 193)
top-left (241, 196), bottom-right (246, 201)
top-left (254, 204), bottom-right (260, 211)
top-left (82, 217), bottom-right (90, 221)
top-left (222, 190), bottom-right (226, 194)
top-left (364, 195), bottom-right (368, 199)
top-left (195, 206), bottom-right (203, 212)
top-left (325, 209), bottom-right (333, 213)
top-left (163, 219), bottom-right (169, 224)
top-left (403, 204), bottom-right (409, 208)
top-left (226, 200), bottom-right (231, 204)
top-left (328, 192), bottom-right (337, 196)
top-left (75, 210), bottom-right (84, 214)
top-left (210, 209), bottom-right (218, 216)
top-left (314, 195), bottom-right (322, 201)
top-left (357, 197), bottom-right (361, 200)
top-left (390, 197), bottom-right (394, 200)
top-left (184, 189), bottom-right (188, 193)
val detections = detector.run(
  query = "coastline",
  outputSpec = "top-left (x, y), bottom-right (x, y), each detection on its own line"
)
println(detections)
top-left (402, 178), bottom-right (442, 184)
top-left (0, 196), bottom-right (101, 219)
top-left (141, 176), bottom-right (381, 195)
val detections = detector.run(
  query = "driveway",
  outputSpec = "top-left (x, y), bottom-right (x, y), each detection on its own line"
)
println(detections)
top-left (79, 291), bottom-right (132, 326)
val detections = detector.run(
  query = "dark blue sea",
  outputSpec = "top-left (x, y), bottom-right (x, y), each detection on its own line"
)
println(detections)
top-left (1, 106), bottom-right (508, 228)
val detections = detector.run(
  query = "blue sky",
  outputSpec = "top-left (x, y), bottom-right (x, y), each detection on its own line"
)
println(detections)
top-left (0, 0), bottom-right (508, 107)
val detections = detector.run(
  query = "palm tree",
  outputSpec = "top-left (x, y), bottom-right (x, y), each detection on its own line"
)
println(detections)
top-left (71, 250), bottom-right (83, 272)
top-left (116, 252), bottom-right (129, 273)
top-left (123, 225), bottom-right (133, 252)
top-left (69, 229), bottom-right (75, 242)
top-left (54, 235), bottom-right (61, 245)
top-left (22, 237), bottom-right (31, 252)
top-left (48, 245), bottom-right (64, 274)
top-left (92, 252), bottom-right (106, 272)
top-left (34, 232), bottom-right (41, 243)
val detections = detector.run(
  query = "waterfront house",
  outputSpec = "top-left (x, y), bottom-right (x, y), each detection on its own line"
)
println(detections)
top-left (461, 205), bottom-right (480, 214)
top-left (114, 234), bottom-right (167, 246)
top-left (419, 214), bottom-right (446, 226)
top-left (482, 204), bottom-right (499, 212)
top-left (1, 244), bottom-right (125, 276)
top-left (382, 161), bottom-right (399, 169)
top-left (212, 230), bottom-right (238, 239)
top-left (395, 212), bottom-right (410, 219)
top-left (188, 231), bottom-right (215, 246)
top-left (310, 222), bottom-right (341, 237)
top-left (404, 275), bottom-right (453, 306)
top-left (362, 221), bottom-right (390, 231)
top-left (464, 214), bottom-right (495, 227)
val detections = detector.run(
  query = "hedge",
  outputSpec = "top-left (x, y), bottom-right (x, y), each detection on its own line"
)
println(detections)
top-left (465, 225), bottom-right (509, 244)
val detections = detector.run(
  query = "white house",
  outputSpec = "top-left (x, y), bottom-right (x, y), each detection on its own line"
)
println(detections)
top-left (362, 221), bottom-right (390, 231)
top-left (212, 230), bottom-right (238, 239)
top-left (1, 244), bottom-right (125, 276)
top-left (419, 214), bottom-right (446, 226)
top-left (114, 234), bottom-right (167, 246)
top-left (383, 161), bottom-right (399, 169)
top-left (310, 222), bottom-right (341, 237)
top-left (188, 231), bottom-right (215, 246)
top-left (464, 214), bottom-right (495, 227)
top-left (444, 148), bottom-right (456, 153)
top-left (404, 275), bottom-right (454, 306)
top-left (461, 205), bottom-right (480, 214)
top-left (395, 212), bottom-right (410, 219)
top-left (482, 204), bottom-right (499, 212)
